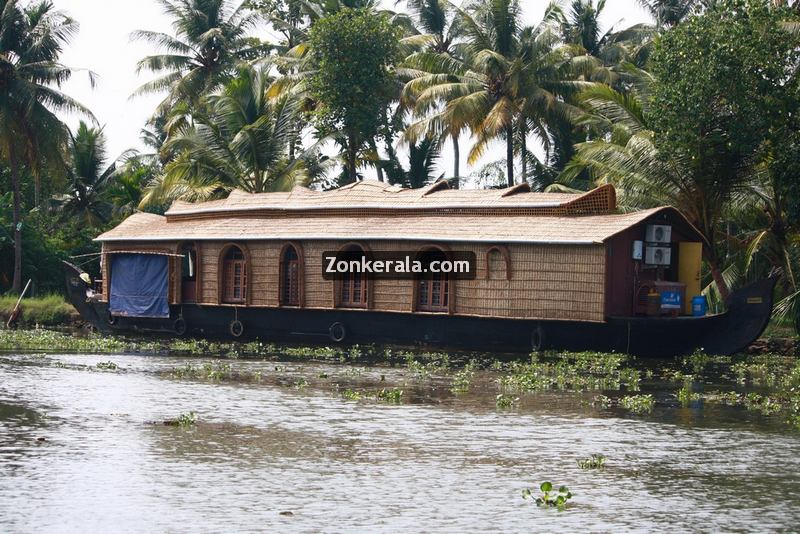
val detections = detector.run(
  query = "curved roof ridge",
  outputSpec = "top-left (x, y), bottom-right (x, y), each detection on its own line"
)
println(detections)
top-left (163, 182), bottom-right (616, 217)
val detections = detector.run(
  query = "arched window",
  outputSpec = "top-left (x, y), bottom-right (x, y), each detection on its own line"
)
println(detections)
top-left (486, 246), bottom-right (511, 280)
top-left (280, 244), bottom-right (301, 306)
top-left (221, 246), bottom-right (247, 304)
top-left (338, 244), bottom-right (368, 308)
top-left (417, 248), bottom-right (450, 313)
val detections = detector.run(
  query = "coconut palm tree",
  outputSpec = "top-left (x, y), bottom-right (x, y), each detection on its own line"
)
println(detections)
top-left (402, 0), bottom-right (466, 184)
top-left (141, 63), bottom-right (326, 207)
top-left (636, 0), bottom-right (699, 28)
top-left (382, 134), bottom-right (443, 188)
top-left (50, 122), bottom-right (115, 226)
top-left (108, 163), bottom-right (150, 217)
top-left (0, 0), bottom-right (94, 292)
top-left (132, 0), bottom-right (267, 113)
top-left (550, 0), bottom-right (655, 74)
top-left (404, 0), bottom-right (579, 187)
top-left (553, 0), bottom-right (609, 57)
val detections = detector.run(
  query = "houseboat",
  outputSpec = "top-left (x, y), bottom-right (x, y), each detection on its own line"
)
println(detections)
top-left (64, 180), bottom-right (775, 356)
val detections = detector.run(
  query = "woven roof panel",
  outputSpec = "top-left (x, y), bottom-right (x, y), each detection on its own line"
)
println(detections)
top-left (97, 206), bottom-right (674, 244)
top-left (165, 180), bottom-right (591, 216)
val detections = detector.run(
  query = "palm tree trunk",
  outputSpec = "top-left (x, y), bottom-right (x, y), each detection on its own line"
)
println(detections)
top-left (452, 134), bottom-right (460, 189)
top-left (506, 125), bottom-right (514, 187)
top-left (370, 137), bottom-right (384, 182)
top-left (346, 132), bottom-right (358, 183)
top-left (520, 122), bottom-right (527, 184)
top-left (10, 151), bottom-right (23, 293)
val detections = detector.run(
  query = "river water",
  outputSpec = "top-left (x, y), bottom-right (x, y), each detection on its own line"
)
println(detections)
top-left (1, 351), bottom-right (799, 533)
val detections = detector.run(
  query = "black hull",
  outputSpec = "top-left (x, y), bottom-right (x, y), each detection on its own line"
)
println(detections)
top-left (63, 262), bottom-right (776, 357)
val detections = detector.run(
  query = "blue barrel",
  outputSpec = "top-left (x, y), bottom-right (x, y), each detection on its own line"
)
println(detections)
top-left (691, 295), bottom-right (707, 317)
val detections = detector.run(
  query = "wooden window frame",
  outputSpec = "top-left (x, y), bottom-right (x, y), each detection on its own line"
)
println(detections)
top-left (334, 242), bottom-right (372, 309)
top-left (176, 241), bottom-right (201, 304)
top-left (218, 244), bottom-right (251, 305)
top-left (413, 245), bottom-right (454, 314)
top-left (279, 242), bottom-right (304, 307)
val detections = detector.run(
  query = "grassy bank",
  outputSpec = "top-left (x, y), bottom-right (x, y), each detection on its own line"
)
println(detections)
top-left (0, 295), bottom-right (78, 327)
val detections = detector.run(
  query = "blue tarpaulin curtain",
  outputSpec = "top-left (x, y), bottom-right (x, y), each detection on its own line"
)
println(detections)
top-left (109, 254), bottom-right (170, 318)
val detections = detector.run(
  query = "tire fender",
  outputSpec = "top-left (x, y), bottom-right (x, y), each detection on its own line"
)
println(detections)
top-left (329, 322), bottom-right (346, 343)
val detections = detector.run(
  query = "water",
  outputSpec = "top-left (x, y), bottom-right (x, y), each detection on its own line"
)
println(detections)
top-left (1, 352), bottom-right (799, 532)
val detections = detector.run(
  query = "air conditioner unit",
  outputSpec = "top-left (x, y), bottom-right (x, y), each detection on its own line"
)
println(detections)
top-left (645, 245), bottom-right (672, 266)
top-left (645, 224), bottom-right (672, 244)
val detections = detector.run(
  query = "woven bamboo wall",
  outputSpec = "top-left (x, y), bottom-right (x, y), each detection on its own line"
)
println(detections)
top-left (101, 239), bottom-right (607, 322)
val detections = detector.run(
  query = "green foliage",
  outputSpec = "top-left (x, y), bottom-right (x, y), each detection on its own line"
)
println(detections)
top-left (677, 384), bottom-right (701, 406)
top-left (450, 359), bottom-right (478, 393)
top-left (591, 394), bottom-right (613, 408)
top-left (637, 0), bottom-right (698, 28)
top-left (142, 64), bottom-right (320, 207)
top-left (722, 355), bottom-right (800, 425)
top-left (500, 351), bottom-right (640, 392)
top-left (132, 0), bottom-right (268, 110)
top-left (341, 388), bottom-right (363, 400)
top-left (96, 361), bottom-right (119, 371)
top-left (49, 122), bottom-right (116, 226)
top-left (376, 387), bottom-right (404, 402)
top-left (522, 481), bottom-right (573, 510)
top-left (0, 0), bottom-right (94, 293)
top-left (309, 8), bottom-right (401, 182)
top-left (577, 454), bottom-right (606, 469)
top-left (176, 411), bottom-right (198, 427)
top-left (648, 0), bottom-right (800, 268)
top-left (405, 352), bottom-right (451, 378)
top-left (0, 294), bottom-right (77, 327)
top-left (495, 393), bottom-right (518, 409)
top-left (619, 394), bottom-right (654, 414)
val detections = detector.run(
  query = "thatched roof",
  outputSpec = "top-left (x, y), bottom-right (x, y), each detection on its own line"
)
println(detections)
top-left (164, 180), bottom-right (617, 218)
top-left (97, 181), bottom-right (703, 245)
top-left (97, 206), bottom-right (700, 245)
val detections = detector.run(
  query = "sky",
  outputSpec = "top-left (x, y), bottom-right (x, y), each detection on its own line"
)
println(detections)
top-left (52, 0), bottom-right (653, 181)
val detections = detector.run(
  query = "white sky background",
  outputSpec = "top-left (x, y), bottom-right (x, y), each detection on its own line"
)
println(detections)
top-left (53, 0), bottom-right (652, 185)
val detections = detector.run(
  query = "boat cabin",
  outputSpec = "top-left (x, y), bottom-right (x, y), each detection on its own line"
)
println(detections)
top-left (93, 181), bottom-right (705, 323)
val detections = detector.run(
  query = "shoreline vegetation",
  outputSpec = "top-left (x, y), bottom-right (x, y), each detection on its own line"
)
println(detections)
top-left (2, 327), bottom-right (799, 431)
top-left (0, 295), bottom-right (79, 328)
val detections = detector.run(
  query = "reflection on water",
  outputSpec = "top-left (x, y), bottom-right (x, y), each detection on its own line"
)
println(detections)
top-left (0, 352), bottom-right (799, 532)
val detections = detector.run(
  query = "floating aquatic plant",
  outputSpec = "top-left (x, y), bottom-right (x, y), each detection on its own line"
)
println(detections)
top-left (577, 454), bottom-right (606, 470)
top-left (500, 351), bottom-right (640, 393)
top-left (495, 393), bottom-right (518, 409)
top-left (293, 378), bottom-right (309, 389)
top-left (450, 359), bottom-right (478, 394)
top-left (619, 394), bottom-right (655, 414)
top-left (376, 388), bottom-right (403, 403)
top-left (96, 361), bottom-right (118, 371)
top-left (177, 412), bottom-right (197, 427)
top-left (523, 482), bottom-right (573, 510)
top-left (341, 389), bottom-right (362, 401)
top-left (160, 412), bottom-right (198, 427)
